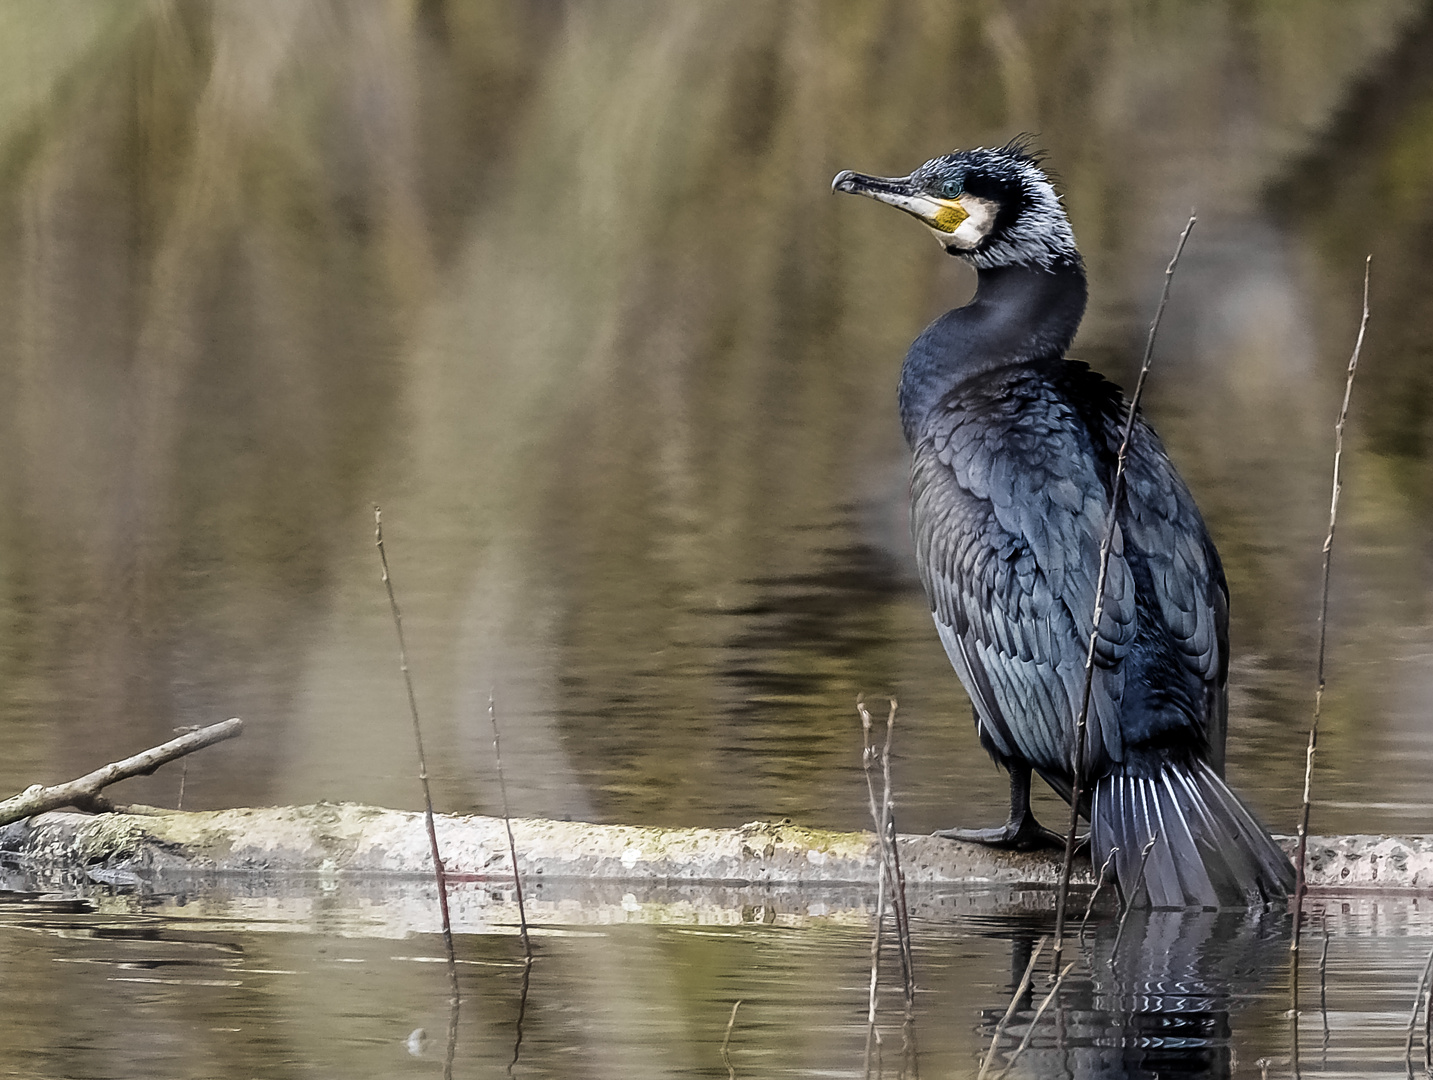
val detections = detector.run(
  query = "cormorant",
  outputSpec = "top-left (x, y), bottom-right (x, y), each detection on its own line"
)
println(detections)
top-left (833, 142), bottom-right (1294, 908)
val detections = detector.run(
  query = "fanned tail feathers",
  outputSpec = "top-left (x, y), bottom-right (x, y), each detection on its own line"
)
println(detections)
top-left (1090, 760), bottom-right (1294, 908)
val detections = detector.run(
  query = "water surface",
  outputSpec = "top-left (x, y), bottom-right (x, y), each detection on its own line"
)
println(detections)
top-left (1, 885), bottom-right (1430, 1078)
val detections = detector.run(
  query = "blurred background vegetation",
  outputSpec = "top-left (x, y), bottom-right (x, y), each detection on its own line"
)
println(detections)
top-left (1, 0), bottom-right (1431, 841)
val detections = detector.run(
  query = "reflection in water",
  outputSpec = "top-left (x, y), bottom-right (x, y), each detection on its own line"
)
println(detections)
top-left (1, 884), bottom-right (1429, 1079)
top-left (508, 955), bottom-right (532, 1074)
top-left (993, 909), bottom-right (1288, 1079)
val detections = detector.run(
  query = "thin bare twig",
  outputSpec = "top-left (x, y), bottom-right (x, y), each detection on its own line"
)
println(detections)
top-left (1079, 846), bottom-right (1119, 940)
top-left (899, 1009), bottom-right (919, 1080)
top-left (0, 718), bottom-right (244, 828)
top-left (172, 724), bottom-right (201, 810)
top-left (880, 700), bottom-right (915, 1012)
top-left (864, 824), bottom-right (887, 1071)
top-left (1408, 946), bottom-right (1433, 1071)
top-left (1052, 214), bottom-right (1196, 970)
top-left (994, 962), bottom-right (1075, 1079)
top-left (858, 698), bottom-right (914, 1011)
top-left (721, 1000), bottom-right (742, 1080)
top-left (1292, 257), bottom-right (1371, 963)
top-left (859, 697), bottom-right (916, 1074)
top-left (374, 507), bottom-right (460, 1030)
top-left (1109, 831), bottom-right (1160, 964)
top-left (1425, 945), bottom-right (1432, 1074)
top-left (444, 992), bottom-right (460, 1080)
top-left (859, 698), bottom-right (892, 1074)
top-left (1319, 923), bottom-right (1330, 1051)
top-left (508, 949), bottom-right (531, 1075)
top-left (977, 936), bottom-right (1047, 1080)
top-left (489, 694), bottom-right (532, 961)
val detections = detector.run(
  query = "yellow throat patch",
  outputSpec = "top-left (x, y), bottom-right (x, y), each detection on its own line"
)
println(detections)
top-left (931, 200), bottom-right (970, 233)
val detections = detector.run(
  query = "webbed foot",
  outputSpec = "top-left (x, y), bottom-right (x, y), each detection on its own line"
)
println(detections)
top-left (934, 815), bottom-right (1072, 852)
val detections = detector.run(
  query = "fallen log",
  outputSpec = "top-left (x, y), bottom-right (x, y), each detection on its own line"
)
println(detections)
top-left (0, 801), bottom-right (1428, 893)
top-left (3, 728), bottom-right (1425, 939)
top-left (0, 804), bottom-right (1427, 938)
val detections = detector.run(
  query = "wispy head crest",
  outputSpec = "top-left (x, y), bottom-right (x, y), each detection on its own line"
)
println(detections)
top-left (1000, 133), bottom-right (1044, 164)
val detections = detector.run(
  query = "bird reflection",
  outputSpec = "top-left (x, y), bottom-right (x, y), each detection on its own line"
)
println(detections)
top-left (990, 907), bottom-right (1287, 1078)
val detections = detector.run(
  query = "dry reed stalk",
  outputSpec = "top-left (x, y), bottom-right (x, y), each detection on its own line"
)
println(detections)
top-left (721, 1000), bottom-right (741, 1080)
top-left (858, 697), bottom-right (914, 1010)
top-left (1319, 924), bottom-right (1330, 1050)
top-left (864, 849), bottom-right (887, 1069)
top-left (977, 936), bottom-right (1047, 1080)
top-left (859, 697), bottom-right (888, 1076)
top-left (489, 694), bottom-right (532, 961)
top-left (1291, 258), bottom-right (1371, 961)
top-left (1051, 214), bottom-right (1196, 970)
top-left (1408, 946), bottom-right (1433, 1072)
top-left (1425, 947), bottom-right (1432, 1074)
top-left (1289, 261), bottom-right (1370, 1080)
top-left (374, 507), bottom-right (460, 1028)
top-left (1079, 846), bottom-right (1119, 941)
top-left (444, 994), bottom-right (460, 1080)
top-left (854, 693), bottom-right (888, 1071)
top-left (1108, 831), bottom-right (1160, 965)
top-left (172, 724), bottom-right (201, 809)
top-left (508, 951), bottom-right (531, 1075)
top-left (880, 701), bottom-right (915, 1013)
top-left (994, 961), bottom-right (1075, 1079)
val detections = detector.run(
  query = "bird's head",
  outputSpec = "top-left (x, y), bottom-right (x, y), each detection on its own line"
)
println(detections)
top-left (832, 140), bottom-right (1077, 271)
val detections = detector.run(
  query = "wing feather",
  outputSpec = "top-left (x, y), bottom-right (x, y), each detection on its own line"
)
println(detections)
top-left (913, 364), bottom-right (1228, 781)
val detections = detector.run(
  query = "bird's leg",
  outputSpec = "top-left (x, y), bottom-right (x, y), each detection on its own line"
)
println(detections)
top-left (934, 762), bottom-right (1067, 851)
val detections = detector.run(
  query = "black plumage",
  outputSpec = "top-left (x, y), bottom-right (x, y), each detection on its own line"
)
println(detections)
top-left (834, 142), bottom-right (1293, 907)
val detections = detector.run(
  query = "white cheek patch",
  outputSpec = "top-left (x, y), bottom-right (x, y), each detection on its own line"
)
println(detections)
top-left (932, 194), bottom-right (999, 250)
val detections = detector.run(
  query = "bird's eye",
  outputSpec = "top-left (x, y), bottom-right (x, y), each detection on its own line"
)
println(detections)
top-left (940, 178), bottom-right (963, 198)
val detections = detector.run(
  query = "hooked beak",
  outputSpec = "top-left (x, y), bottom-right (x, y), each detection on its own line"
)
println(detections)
top-left (832, 170), bottom-right (969, 233)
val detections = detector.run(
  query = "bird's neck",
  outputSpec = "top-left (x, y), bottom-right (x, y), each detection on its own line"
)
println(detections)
top-left (898, 257), bottom-right (1088, 445)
